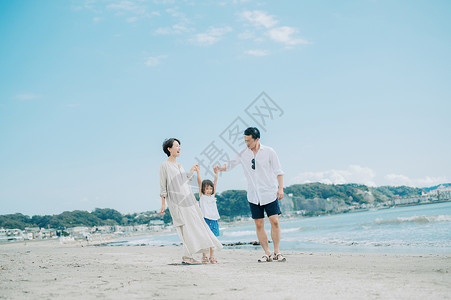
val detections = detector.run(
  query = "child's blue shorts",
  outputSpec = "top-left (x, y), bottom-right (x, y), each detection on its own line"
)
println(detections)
top-left (204, 218), bottom-right (220, 236)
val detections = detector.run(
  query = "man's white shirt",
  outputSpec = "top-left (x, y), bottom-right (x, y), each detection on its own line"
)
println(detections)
top-left (226, 144), bottom-right (284, 206)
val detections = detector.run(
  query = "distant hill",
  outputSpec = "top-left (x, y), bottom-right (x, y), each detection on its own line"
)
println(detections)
top-left (421, 183), bottom-right (451, 192)
top-left (285, 182), bottom-right (424, 203)
top-left (1, 182), bottom-right (449, 229)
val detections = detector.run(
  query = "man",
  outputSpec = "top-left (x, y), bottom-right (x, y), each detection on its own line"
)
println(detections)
top-left (215, 127), bottom-right (286, 262)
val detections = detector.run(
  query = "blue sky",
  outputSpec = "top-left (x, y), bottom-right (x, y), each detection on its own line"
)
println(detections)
top-left (1, 0), bottom-right (450, 216)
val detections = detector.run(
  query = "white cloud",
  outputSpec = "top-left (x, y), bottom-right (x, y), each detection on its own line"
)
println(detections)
top-left (245, 49), bottom-right (269, 56)
top-left (268, 26), bottom-right (309, 46)
top-left (384, 174), bottom-right (448, 188)
top-left (155, 24), bottom-right (190, 35)
top-left (93, 17), bottom-right (102, 22)
top-left (145, 55), bottom-right (168, 67)
top-left (238, 10), bottom-right (309, 48)
top-left (107, 1), bottom-right (146, 15)
top-left (154, 8), bottom-right (192, 35)
top-left (191, 26), bottom-right (232, 46)
top-left (14, 93), bottom-right (40, 100)
top-left (240, 10), bottom-right (278, 28)
top-left (105, 1), bottom-right (159, 21)
top-left (291, 165), bottom-right (377, 187)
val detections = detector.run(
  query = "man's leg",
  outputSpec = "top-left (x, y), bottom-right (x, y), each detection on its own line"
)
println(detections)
top-left (254, 218), bottom-right (271, 256)
top-left (268, 214), bottom-right (281, 254)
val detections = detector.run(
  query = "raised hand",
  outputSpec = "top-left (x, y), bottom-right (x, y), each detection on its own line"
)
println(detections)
top-left (190, 164), bottom-right (199, 173)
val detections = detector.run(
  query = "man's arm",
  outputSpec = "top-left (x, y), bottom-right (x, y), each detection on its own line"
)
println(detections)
top-left (277, 174), bottom-right (284, 200)
top-left (215, 152), bottom-right (241, 173)
top-left (270, 149), bottom-right (284, 200)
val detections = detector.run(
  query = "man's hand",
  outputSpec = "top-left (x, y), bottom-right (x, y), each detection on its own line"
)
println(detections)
top-left (213, 164), bottom-right (226, 172)
top-left (277, 187), bottom-right (284, 200)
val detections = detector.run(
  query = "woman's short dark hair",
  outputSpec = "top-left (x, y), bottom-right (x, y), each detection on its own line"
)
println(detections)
top-left (244, 127), bottom-right (260, 140)
top-left (201, 179), bottom-right (214, 194)
top-left (162, 138), bottom-right (180, 157)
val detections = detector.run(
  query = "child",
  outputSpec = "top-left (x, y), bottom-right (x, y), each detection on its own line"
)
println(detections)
top-left (196, 166), bottom-right (220, 264)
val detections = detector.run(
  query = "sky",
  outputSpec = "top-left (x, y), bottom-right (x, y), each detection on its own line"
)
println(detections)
top-left (0, 0), bottom-right (450, 216)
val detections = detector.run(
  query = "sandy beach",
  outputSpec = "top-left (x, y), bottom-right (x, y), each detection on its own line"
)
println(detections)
top-left (0, 239), bottom-right (450, 300)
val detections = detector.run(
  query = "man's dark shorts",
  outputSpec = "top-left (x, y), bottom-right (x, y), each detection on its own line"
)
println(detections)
top-left (249, 199), bottom-right (281, 219)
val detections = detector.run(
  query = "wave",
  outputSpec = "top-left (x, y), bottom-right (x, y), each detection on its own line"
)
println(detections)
top-left (222, 230), bottom-right (256, 237)
top-left (111, 239), bottom-right (181, 246)
top-left (282, 237), bottom-right (451, 248)
top-left (222, 227), bottom-right (302, 237)
top-left (373, 215), bottom-right (451, 225)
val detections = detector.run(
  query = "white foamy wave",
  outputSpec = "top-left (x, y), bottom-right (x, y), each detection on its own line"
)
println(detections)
top-left (222, 230), bottom-right (256, 237)
top-left (282, 227), bottom-right (302, 233)
top-left (282, 237), bottom-right (451, 248)
top-left (374, 214), bottom-right (451, 225)
top-left (223, 227), bottom-right (302, 238)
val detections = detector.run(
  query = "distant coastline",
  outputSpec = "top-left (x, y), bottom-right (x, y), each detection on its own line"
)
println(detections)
top-left (1, 182), bottom-right (450, 243)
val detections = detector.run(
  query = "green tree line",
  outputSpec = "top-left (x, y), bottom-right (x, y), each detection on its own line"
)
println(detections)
top-left (0, 208), bottom-right (163, 230)
top-left (1, 183), bottom-right (427, 229)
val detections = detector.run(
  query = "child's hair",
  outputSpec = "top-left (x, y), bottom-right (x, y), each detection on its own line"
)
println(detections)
top-left (201, 179), bottom-right (215, 194)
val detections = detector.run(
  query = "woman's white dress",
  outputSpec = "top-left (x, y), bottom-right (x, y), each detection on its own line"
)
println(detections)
top-left (160, 161), bottom-right (223, 256)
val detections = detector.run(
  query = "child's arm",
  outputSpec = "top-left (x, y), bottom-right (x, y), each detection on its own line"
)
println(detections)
top-left (196, 165), bottom-right (202, 196)
top-left (213, 167), bottom-right (219, 196)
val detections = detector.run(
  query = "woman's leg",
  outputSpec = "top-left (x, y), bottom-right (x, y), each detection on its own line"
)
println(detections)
top-left (176, 226), bottom-right (193, 261)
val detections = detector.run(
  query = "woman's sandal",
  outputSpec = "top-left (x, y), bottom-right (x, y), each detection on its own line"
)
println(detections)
top-left (181, 256), bottom-right (201, 265)
top-left (258, 254), bottom-right (272, 263)
top-left (272, 252), bottom-right (287, 262)
top-left (209, 257), bottom-right (218, 264)
top-left (202, 256), bottom-right (209, 264)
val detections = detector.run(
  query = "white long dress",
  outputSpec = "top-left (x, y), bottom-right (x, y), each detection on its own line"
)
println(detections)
top-left (159, 160), bottom-right (223, 256)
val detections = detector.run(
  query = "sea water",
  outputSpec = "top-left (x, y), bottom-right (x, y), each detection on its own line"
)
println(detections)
top-left (109, 202), bottom-right (451, 254)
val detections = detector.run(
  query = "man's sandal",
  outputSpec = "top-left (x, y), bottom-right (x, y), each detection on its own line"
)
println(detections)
top-left (258, 254), bottom-right (272, 263)
top-left (209, 257), bottom-right (218, 264)
top-left (181, 256), bottom-right (201, 265)
top-left (272, 252), bottom-right (287, 262)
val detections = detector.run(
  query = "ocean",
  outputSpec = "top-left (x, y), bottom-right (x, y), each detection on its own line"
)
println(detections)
top-left (108, 202), bottom-right (451, 254)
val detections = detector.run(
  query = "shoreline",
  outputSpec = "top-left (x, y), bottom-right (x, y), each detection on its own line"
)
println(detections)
top-left (1, 239), bottom-right (450, 299)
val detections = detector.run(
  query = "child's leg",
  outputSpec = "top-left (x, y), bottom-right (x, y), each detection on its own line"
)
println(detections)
top-left (201, 251), bottom-right (209, 263)
top-left (209, 247), bottom-right (217, 263)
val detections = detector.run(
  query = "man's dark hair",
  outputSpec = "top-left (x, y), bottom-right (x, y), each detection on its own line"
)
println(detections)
top-left (201, 179), bottom-right (215, 194)
top-left (162, 138), bottom-right (181, 157)
top-left (244, 127), bottom-right (260, 140)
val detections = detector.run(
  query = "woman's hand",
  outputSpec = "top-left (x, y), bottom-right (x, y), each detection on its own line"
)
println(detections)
top-left (190, 164), bottom-right (199, 173)
top-left (160, 196), bottom-right (166, 214)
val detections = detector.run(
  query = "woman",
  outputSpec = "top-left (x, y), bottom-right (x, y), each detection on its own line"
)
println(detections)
top-left (159, 138), bottom-right (223, 264)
